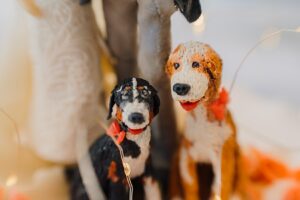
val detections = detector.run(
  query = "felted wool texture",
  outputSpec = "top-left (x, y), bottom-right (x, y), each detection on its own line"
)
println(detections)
top-left (185, 104), bottom-right (231, 195)
top-left (121, 99), bottom-right (150, 130)
top-left (167, 41), bottom-right (238, 198)
top-left (185, 104), bottom-right (231, 163)
top-left (166, 41), bottom-right (223, 102)
top-left (28, 0), bottom-right (102, 163)
top-left (120, 78), bottom-right (150, 130)
top-left (171, 67), bottom-right (209, 102)
top-left (125, 127), bottom-right (151, 178)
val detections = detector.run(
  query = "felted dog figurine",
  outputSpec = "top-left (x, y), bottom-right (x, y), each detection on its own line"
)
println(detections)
top-left (166, 42), bottom-right (241, 200)
top-left (67, 77), bottom-right (161, 200)
top-left (80, 0), bottom-right (202, 181)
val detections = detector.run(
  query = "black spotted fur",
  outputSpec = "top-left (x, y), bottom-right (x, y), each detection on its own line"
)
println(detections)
top-left (66, 78), bottom-right (159, 200)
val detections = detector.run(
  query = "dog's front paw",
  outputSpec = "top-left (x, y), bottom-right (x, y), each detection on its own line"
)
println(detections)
top-left (179, 148), bottom-right (194, 184)
top-left (144, 177), bottom-right (161, 200)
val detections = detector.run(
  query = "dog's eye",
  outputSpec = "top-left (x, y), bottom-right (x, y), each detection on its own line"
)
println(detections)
top-left (173, 63), bottom-right (180, 70)
top-left (141, 89), bottom-right (149, 98)
top-left (121, 89), bottom-right (132, 100)
top-left (122, 90), bottom-right (131, 96)
top-left (192, 61), bottom-right (200, 68)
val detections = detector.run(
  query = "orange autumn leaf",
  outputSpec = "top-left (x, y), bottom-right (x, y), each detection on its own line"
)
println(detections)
top-left (107, 161), bottom-right (119, 183)
top-left (283, 183), bottom-right (300, 200)
top-left (247, 148), bottom-right (289, 184)
top-left (291, 169), bottom-right (300, 182)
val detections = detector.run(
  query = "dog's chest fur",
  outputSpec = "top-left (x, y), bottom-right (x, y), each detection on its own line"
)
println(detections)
top-left (185, 104), bottom-right (231, 163)
top-left (123, 127), bottom-right (151, 178)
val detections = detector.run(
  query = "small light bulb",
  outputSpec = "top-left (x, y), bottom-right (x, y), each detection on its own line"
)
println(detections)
top-left (6, 175), bottom-right (18, 187)
top-left (193, 14), bottom-right (205, 33)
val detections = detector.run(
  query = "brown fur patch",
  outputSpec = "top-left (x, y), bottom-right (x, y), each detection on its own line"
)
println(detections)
top-left (116, 107), bottom-right (122, 121)
top-left (107, 161), bottom-right (119, 183)
top-left (165, 45), bottom-right (185, 76)
top-left (180, 147), bottom-right (200, 200)
top-left (202, 47), bottom-right (223, 102)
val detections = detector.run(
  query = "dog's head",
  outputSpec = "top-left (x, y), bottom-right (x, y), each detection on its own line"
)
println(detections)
top-left (174, 0), bottom-right (202, 23)
top-left (107, 78), bottom-right (160, 132)
top-left (165, 41), bottom-right (222, 111)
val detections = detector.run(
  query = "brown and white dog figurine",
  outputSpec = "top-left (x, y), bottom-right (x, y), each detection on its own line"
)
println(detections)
top-left (166, 42), bottom-right (241, 200)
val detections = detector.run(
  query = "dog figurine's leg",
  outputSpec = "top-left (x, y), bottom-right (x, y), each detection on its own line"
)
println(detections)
top-left (211, 152), bottom-right (222, 199)
top-left (220, 134), bottom-right (237, 200)
top-left (102, 0), bottom-right (138, 80)
top-left (169, 150), bottom-right (184, 199)
top-left (27, 0), bottom-right (102, 163)
top-left (144, 177), bottom-right (162, 200)
top-left (108, 180), bottom-right (128, 200)
top-left (179, 147), bottom-right (199, 200)
top-left (220, 113), bottom-right (240, 200)
top-left (137, 0), bottom-right (178, 185)
top-left (142, 156), bottom-right (162, 200)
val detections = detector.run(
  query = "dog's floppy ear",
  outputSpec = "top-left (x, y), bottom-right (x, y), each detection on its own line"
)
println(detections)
top-left (152, 93), bottom-right (160, 117)
top-left (79, 0), bottom-right (91, 5)
top-left (174, 0), bottom-right (202, 23)
top-left (107, 86), bottom-right (117, 120)
top-left (148, 84), bottom-right (160, 117)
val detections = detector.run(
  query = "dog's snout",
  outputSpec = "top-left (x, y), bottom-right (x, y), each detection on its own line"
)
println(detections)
top-left (173, 83), bottom-right (191, 96)
top-left (128, 112), bottom-right (145, 124)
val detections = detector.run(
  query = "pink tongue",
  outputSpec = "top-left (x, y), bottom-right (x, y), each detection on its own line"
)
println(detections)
top-left (180, 100), bottom-right (200, 111)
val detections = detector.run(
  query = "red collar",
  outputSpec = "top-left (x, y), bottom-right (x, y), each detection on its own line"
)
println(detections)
top-left (107, 120), bottom-right (145, 144)
top-left (207, 88), bottom-right (229, 121)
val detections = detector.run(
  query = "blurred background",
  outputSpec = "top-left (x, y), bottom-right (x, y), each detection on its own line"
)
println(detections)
top-left (0, 0), bottom-right (299, 199)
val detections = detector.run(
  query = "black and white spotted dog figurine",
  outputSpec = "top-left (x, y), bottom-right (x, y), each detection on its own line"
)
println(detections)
top-left (67, 78), bottom-right (161, 200)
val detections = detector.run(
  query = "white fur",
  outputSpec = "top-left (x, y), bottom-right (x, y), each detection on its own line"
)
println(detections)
top-left (144, 177), bottom-right (162, 200)
top-left (185, 105), bottom-right (231, 162)
top-left (124, 127), bottom-right (151, 178)
top-left (121, 100), bottom-right (150, 129)
top-left (171, 68), bottom-right (208, 102)
top-left (170, 42), bottom-right (209, 102)
top-left (132, 78), bottom-right (138, 98)
top-left (179, 147), bottom-right (193, 184)
top-left (182, 104), bottom-right (231, 195)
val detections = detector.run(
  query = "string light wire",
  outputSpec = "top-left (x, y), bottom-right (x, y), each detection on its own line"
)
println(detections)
top-left (229, 28), bottom-right (300, 93)
top-left (98, 121), bottom-right (134, 200)
top-left (0, 107), bottom-right (21, 187)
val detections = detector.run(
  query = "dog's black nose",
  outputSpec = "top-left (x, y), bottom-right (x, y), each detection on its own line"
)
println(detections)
top-left (173, 83), bottom-right (191, 96)
top-left (128, 112), bottom-right (145, 124)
